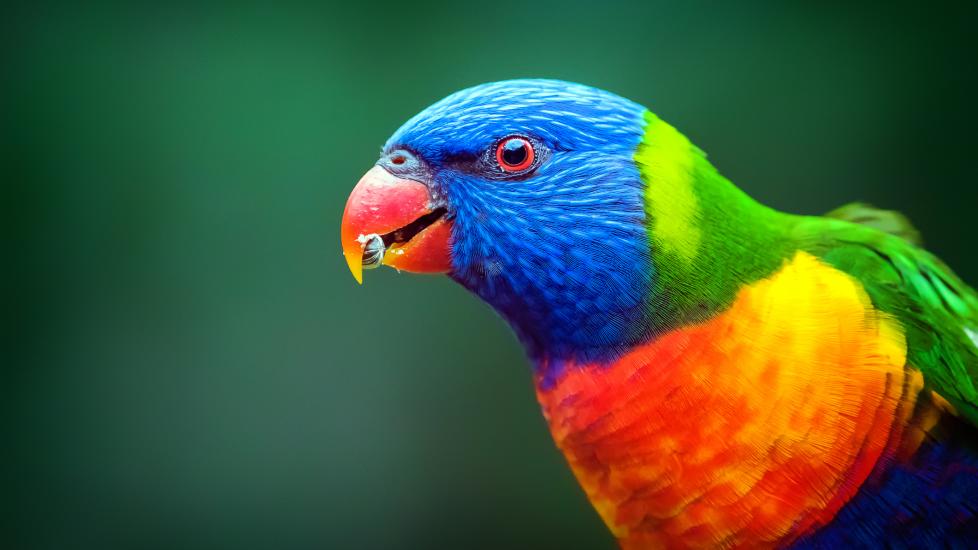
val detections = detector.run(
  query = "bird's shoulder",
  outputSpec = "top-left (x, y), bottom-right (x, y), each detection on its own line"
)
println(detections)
top-left (791, 210), bottom-right (978, 426)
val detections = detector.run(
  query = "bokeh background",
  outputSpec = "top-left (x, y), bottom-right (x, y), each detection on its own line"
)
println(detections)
top-left (7, 2), bottom-right (978, 549)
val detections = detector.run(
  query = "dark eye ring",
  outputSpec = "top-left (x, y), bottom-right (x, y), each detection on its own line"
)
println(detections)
top-left (495, 136), bottom-right (535, 172)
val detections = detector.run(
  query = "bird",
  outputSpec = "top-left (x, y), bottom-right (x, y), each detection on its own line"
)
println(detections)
top-left (339, 79), bottom-right (978, 549)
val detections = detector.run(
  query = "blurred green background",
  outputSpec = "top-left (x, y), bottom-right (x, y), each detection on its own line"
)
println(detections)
top-left (7, 2), bottom-right (977, 549)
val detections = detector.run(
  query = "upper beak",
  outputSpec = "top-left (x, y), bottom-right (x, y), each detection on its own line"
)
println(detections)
top-left (340, 165), bottom-right (452, 283)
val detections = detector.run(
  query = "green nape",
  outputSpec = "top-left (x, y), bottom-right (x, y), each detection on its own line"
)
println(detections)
top-left (634, 111), bottom-right (796, 330)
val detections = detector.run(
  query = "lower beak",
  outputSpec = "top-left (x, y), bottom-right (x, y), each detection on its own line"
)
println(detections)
top-left (340, 166), bottom-right (452, 284)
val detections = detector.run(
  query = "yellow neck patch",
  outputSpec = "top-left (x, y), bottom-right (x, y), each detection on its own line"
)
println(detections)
top-left (635, 112), bottom-right (701, 265)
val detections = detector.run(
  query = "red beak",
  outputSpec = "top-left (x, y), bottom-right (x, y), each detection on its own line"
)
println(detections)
top-left (340, 166), bottom-right (452, 284)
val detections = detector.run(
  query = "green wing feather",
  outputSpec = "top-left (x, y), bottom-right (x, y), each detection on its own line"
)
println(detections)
top-left (795, 206), bottom-right (978, 426)
top-left (823, 202), bottom-right (923, 246)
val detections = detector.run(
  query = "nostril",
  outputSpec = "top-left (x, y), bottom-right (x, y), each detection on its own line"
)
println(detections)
top-left (391, 154), bottom-right (406, 165)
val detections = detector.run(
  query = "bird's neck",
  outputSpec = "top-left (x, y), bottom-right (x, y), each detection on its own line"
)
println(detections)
top-left (635, 112), bottom-right (796, 333)
top-left (453, 113), bottom-right (795, 375)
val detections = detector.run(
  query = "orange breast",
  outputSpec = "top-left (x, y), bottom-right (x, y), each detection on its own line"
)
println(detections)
top-left (536, 252), bottom-right (921, 549)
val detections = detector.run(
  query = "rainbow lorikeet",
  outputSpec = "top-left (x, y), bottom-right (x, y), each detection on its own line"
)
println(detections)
top-left (340, 80), bottom-right (978, 549)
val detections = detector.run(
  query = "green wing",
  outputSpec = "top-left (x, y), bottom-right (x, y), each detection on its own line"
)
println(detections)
top-left (795, 205), bottom-right (978, 426)
top-left (824, 202), bottom-right (923, 246)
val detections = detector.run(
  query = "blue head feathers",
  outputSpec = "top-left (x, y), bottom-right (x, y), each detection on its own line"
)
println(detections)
top-left (384, 80), bottom-right (655, 364)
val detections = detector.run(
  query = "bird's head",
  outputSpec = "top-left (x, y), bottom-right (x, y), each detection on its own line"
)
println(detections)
top-left (342, 80), bottom-right (659, 363)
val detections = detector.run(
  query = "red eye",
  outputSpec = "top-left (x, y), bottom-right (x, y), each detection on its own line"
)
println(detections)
top-left (495, 136), bottom-right (535, 172)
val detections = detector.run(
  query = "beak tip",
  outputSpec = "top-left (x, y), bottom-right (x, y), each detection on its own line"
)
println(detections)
top-left (343, 247), bottom-right (364, 285)
top-left (341, 165), bottom-right (451, 283)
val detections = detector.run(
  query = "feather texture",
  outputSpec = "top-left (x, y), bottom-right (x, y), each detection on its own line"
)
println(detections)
top-left (537, 252), bottom-right (930, 548)
top-left (373, 79), bottom-right (978, 548)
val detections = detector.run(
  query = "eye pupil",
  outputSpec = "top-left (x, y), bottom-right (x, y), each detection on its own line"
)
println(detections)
top-left (501, 140), bottom-right (527, 166)
top-left (495, 136), bottom-right (535, 172)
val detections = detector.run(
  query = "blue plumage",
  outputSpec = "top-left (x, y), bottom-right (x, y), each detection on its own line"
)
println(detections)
top-left (795, 415), bottom-right (978, 549)
top-left (385, 80), bottom-right (657, 362)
